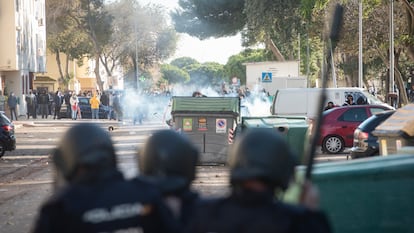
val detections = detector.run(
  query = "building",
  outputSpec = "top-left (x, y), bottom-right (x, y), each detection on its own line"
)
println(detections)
top-left (0, 0), bottom-right (46, 116)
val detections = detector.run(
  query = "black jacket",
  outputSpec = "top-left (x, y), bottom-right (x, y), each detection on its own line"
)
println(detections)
top-left (32, 172), bottom-right (180, 233)
top-left (187, 191), bottom-right (332, 233)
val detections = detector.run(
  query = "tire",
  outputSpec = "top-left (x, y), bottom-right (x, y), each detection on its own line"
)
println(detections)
top-left (0, 147), bottom-right (5, 158)
top-left (322, 136), bottom-right (344, 154)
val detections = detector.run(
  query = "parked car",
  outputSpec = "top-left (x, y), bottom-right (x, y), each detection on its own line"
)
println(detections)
top-left (316, 105), bottom-right (394, 154)
top-left (350, 110), bottom-right (396, 159)
top-left (59, 96), bottom-right (114, 119)
top-left (0, 111), bottom-right (16, 157)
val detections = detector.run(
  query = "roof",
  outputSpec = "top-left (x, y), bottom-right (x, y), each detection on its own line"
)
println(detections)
top-left (171, 96), bottom-right (240, 114)
top-left (373, 104), bottom-right (414, 137)
top-left (35, 75), bottom-right (56, 82)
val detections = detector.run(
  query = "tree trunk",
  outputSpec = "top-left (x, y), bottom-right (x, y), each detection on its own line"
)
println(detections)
top-left (401, 0), bottom-right (414, 61)
top-left (394, 50), bottom-right (409, 106)
top-left (55, 51), bottom-right (65, 88)
top-left (265, 37), bottom-right (285, 61)
top-left (94, 53), bottom-right (104, 92)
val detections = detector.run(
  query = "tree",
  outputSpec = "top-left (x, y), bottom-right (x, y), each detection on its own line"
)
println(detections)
top-left (186, 62), bottom-right (226, 87)
top-left (224, 49), bottom-right (272, 85)
top-left (160, 64), bottom-right (190, 84)
top-left (170, 57), bottom-right (199, 69)
top-left (106, 0), bottom-right (178, 89)
top-left (46, 0), bottom-right (92, 89)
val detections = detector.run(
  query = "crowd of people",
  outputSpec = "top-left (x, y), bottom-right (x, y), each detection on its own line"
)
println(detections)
top-left (30, 123), bottom-right (332, 233)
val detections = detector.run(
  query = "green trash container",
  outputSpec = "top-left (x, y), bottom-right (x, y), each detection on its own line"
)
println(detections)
top-left (303, 155), bottom-right (414, 233)
top-left (171, 96), bottom-right (240, 164)
top-left (235, 115), bottom-right (309, 162)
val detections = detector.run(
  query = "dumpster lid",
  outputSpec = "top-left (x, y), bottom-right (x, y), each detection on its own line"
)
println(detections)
top-left (373, 104), bottom-right (414, 137)
top-left (241, 115), bottom-right (308, 128)
top-left (171, 96), bottom-right (240, 114)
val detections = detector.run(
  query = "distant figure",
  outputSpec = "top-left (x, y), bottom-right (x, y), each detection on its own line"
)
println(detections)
top-left (356, 96), bottom-right (367, 105)
top-left (0, 91), bottom-right (6, 111)
top-left (343, 94), bottom-right (355, 106)
top-left (89, 93), bottom-right (100, 119)
top-left (324, 101), bottom-right (335, 111)
top-left (7, 92), bottom-right (18, 121)
top-left (69, 93), bottom-right (79, 120)
top-left (192, 91), bottom-right (206, 97)
top-left (53, 91), bottom-right (63, 120)
top-left (25, 91), bottom-right (36, 119)
top-left (64, 91), bottom-right (72, 118)
top-left (38, 90), bottom-right (49, 119)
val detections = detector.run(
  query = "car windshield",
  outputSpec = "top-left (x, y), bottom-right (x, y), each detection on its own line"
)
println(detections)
top-left (363, 90), bottom-right (385, 104)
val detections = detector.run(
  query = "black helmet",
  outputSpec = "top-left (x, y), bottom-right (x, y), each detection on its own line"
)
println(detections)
top-left (138, 130), bottom-right (199, 194)
top-left (53, 123), bottom-right (117, 183)
top-left (228, 128), bottom-right (298, 190)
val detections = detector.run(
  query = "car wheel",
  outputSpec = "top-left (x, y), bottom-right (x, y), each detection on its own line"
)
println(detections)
top-left (322, 136), bottom-right (344, 154)
top-left (0, 146), bottom-right (5, 158)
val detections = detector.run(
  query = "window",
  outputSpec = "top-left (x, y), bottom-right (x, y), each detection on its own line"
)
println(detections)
top-left (340, 108), bottom-right (367, 122)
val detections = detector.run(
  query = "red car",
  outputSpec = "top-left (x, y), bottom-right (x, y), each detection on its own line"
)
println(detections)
top-left (317, 104), bottom-right (393, 154)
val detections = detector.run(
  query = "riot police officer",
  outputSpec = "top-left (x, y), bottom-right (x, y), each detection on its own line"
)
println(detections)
top-left (31, 123), bottom-right (178, 233)
top-left (137, 129), bottom-right (200, 229)
top-left (187, 128), bottom-right (332, 233)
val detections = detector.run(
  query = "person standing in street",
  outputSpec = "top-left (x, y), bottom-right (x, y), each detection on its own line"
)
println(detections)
top-left (7, 92), bottom-right (18, 121)
top-left (69, 93), bottom-right (79, 120)
top-left (38, 90), bottom-right (49, 119)
top-left (187, 128), bottom-right (332, 233)
top-left (53, 91), bottom-right (63, 119)
top-left (137, 129), bottom-right (200, 231)
top-left (0, 91), bottom-right (6, 112)
top-left (63, 91), bottom-right (72, 118)
top-left (89, 93), bottom-right (100, 120)
top-left (31, 123), bottom-right (180, 233)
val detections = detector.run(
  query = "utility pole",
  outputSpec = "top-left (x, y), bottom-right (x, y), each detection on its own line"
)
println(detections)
top-left (358, 0), bottom-right (363, 88)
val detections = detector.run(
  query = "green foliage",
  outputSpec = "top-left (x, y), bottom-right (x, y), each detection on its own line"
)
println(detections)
top-left (160, 64), bottom-right (190, 84)
top-left (185, 62), bottom-right (226, 86)
top-left (172, 0), bottom-right (246, 39)
top-left (224, 49), bottom-right (271, 85)
top-left (170, 57), bottom-right (199, 69)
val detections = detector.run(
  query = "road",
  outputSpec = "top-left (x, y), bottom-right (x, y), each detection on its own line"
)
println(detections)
top-left (0, 118), bottom-right (349, 233)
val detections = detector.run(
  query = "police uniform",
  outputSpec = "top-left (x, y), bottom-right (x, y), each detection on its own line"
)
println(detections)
top-left (138, 129), bottom-right (200, 231)
top-left (31, 123), bottom-right (180, 233)
top-left (187, 128), bottom-right (332, 233)
top-left (188, 193), bottom-right (331, 233)
top-left (32, 172), bottom-right (179, 233)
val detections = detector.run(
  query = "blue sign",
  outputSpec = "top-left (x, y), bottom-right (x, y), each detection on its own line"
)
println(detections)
top-left (261, 72), bottom-right (272, 83)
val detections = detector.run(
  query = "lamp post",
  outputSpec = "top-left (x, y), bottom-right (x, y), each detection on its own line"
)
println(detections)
top-left (389, 0), bottom-right (395, 94)
top-left (358, 0), bottom-right (363, 88)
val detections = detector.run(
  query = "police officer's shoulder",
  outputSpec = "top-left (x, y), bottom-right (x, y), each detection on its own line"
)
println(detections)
top-left (129, 177), bottom-right (165, 198)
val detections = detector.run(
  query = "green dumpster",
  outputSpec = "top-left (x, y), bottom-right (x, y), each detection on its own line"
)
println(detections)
top-left (171, 96), bottom-right (240, 164)
top-left (295, 154), bottom-right (414, 233)
top-left (235, 115), bottom-right (309, 162)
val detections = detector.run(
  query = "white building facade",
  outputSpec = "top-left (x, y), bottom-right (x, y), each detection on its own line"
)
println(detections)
top-left (0, 0), bottom-right (46, 116)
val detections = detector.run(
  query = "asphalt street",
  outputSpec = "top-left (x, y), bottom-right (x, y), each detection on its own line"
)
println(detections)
top-left (0, 117), bottom-right (349, 233)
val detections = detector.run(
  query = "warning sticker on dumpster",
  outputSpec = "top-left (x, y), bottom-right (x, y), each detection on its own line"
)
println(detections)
top-left (198, 117), bottom-right (207, 131)
top-left (183, 118), bottom-right (193, 131)
top-left (216, 119), bottom-right (227, 133)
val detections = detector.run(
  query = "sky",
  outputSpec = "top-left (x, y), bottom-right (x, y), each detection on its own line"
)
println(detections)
top-left (140, 0), bottom-right (244, 64)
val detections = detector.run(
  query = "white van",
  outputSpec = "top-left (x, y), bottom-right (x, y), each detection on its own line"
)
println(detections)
top-left (270, 87), bottom-right (391, 119)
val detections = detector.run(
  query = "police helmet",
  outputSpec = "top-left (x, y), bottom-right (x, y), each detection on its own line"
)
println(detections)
top-left (138, 130), bottom-right (199, 194)
top-left (53, 123), bottom-right (117, 183)
top-left (228, 128), bottom-right (298, 190)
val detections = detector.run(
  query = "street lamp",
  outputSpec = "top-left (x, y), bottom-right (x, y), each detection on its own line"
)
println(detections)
top-left (358, 0), bottom-right (363, 88)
